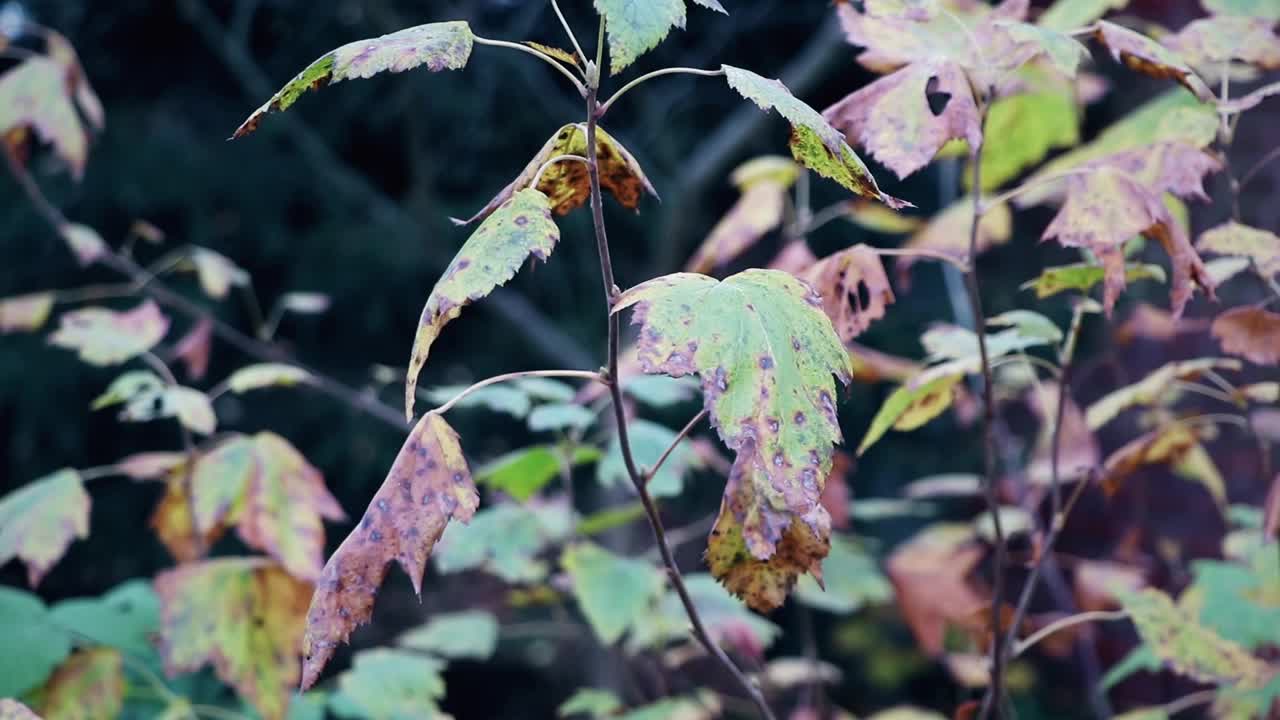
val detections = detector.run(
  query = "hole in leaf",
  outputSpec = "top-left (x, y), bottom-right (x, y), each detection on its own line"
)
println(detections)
top-left (925, 75), bottom-right (951, 117)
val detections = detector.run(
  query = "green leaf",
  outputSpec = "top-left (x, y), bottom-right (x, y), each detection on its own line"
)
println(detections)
top-left (154, 558), bottom-right (312, 720)
top-left (0, 58), bottom-right (89, 178)
top-left (528, 403), bottom-right (597, 433)
top-left (1203, 0), bottom-right (1280, 19)
top-left (0, 588), bottom-right (70, 697)
top-left (558, 688), bottom-right (623, 719)
top-left (235, 22), bottom-right (475, 137)
top-left (302, 413), bottom-right (477, 689)
top-left (0, 469), bottom-right (89, 586)
top-left (795, 535), bottom-right (893, 614)
top-left (1037, 0), bottom-right (1129, 31)
top-left (721, 65), bottom-right (905, 208)
top-left (398, 610), bottom-right (499, 661)
top-left (405, 189), bottom-right (560, 419)
top-left (1102, 644), bottom-right (1161, 688)
top-left (614, 269), bottom-right (853, 611)
top-left (1188, 542), bottom-right (1280, 651)
top-left (623, 375), bottom-right (698, 407)
top-left (329, 649), bottom-right (445, 720)
top-left (1022, 262), bottom-right (1166, 298)
top-left (435, 502), bottom-right (571, 582)
top-left (971, 82), bottom-right (1080, 190)
top-left (619, 695), bottom-right (720, 720)
top-left (598, 419), bottom-right (698, 498)
top-left (627, 574), bottom-right (780, 653)
top-left (477, 445), bottom-right (602, 502)
top-left (576, 503), bottom-right (646, 536)
top-left (858, 372), bottom-right (964, 455)
top-left (561, 542), bottom-right (665, 645)
top-left (986, 310), bottom-right (1064, 343)
top-left (49, 580), bottom-right (162, 660)
top-left (514, 377), bottom-right (577, 402)
top-left (49, 300), bottom-right (169, 366)
top-left (594, 0), bottom-right (725, 75)
top-left (0, 292), bottom-right (55, 334)
top-left (226, 363), bottom-right (312, 393)
top-left (423, 384), bottom-right (532, 418)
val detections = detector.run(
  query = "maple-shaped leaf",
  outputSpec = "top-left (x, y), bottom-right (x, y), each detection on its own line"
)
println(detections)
top-left (1100, 424), bottom-right (1202, 495)
top-left (0, 701), bottom-right (40, 720)
top-left (800, 245), bottom-right (894, 343)
top-left (1164, 15), bottom-right (1280, 71)
top-left (301, 412), bottom-right (478, 689)
top-left (458, 123), bottom-right (657, 226)
top-left (0, 292), bottom-right (54, 334)
top-left (594, 0), bottom-right (726, 75)
top-left (0, 58), bottom-right (89, 178)
top-left (896, 198), bottom-right (1012, 284)
top-left (887, 524), bottom-right (988, 656)
top-left (1022, 262), bottom-right (1165, 299)
top-left (1086, 357), bottom-right (1241, 429)
top-left (48, 300), bottom-right (169, 366)
top-left (613, 269), bottom-right (852, 610)
top-left (1197, 222), bottom-right (1280, 278)
top-left (1092, 21), bottom-right (1214, 102)
top-left (405, 189), bottom-right (559, 419)
top-left (154, 558), bottom-right (311, 720)
top-left (685, 157), bottom-right (797, 274)
top-left (234, 22), bottom-right (474, 137)
top-left (0, 469), bottom-right (89, 586)
top-left (1037, 0), bottom-right (1130, 32)
top-left (1212, 307), bottom-right (1280, 366)
top-left (38, 648), bottom-right (124, 720)
top-left (722, 65), bottom-right (906, 208)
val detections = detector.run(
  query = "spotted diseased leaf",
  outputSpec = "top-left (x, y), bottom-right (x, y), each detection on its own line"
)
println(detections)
top-left (722, 65), bottom-right (906, 208)
top-left (1022, 262), bottom-right (1165, 299)
top-left (234, 22), bottom-right (474, 137)
top-left (1086, 358), bottom-right (1242, 429)
top-left (155, 558), bottom-right (311, 720)
top-left (614, 269), bottom-right (853, 610)
top-left (1092, 22), bottom-right (1214, 102)
top-left (1164, 15), bottom-right (1280, 71)
top-left (887, 524), bottom-right (987, 656)
top-left (225, 363), bottom-right (312, 393)
top-left (406, 189), bottom-right (559, 419)
top-left (0, 469), bottom-right (89, 586)
top-left (1212, 307), bottom-right (1280, 366)
top-left (302, 412), bottom-right (478, 689)
top-left (49, 300), bottom-right (169, 366)
top-left (801, 245), bottom-right (894, 343)
top-left (896, 198), bottom-right (1012, 284)
top-left (594, 0), bottom-right (726, 75)
top-left (0, 701), bottom-right (40, 720)
top-left (858, 370), bottom-right (965, 455)
top-left (1197, 222), bottom-right (1280, 278)
top-left (458, 124), bottom-right (657, 226)
top-left (38, 648), bottom-right (124, 720)
top-left (0, 58), bottom-right (89, 178)
top-left (118, 385), bottom-right (217, 436)
top-left (824, 61), bottom-right (981, 181)
top-left (0, 292), bottom-right (54, 334)
top-left (1121, 588), bottom-right (1275, 688)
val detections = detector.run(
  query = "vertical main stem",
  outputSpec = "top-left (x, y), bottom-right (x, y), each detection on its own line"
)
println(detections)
top-left (584, 86), bottom-right (776, 720)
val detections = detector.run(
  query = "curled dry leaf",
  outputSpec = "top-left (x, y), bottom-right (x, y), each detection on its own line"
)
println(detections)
top-left (406, 189), bottom-right (559, 419)
top-left (802, 245), bottom-right (894, 343)
top-left (1092, 21), bottom-right (1214, 102)
top-left (613, 269), bottom-right (853, 611)
top-left (301, 412), bottom-right (478, 688)
top-left (457, 124), bottom-right (657, 226)
top-left (887, 524), bottom-right (988, 656)
top-left (0, 292), bottom-right (54, 334)
top-left (155, 558), bottom-right (311, 720)
top-left (49, 300), bottom-right (169, 366)
top-left (234, 21), bottom-right (474, 137)
top-left (1100, 424), bottom-right (1203, 496)
top-left (1196, 221), bottom-right (1280, 277)
top-left (1211, 306), bottom-right (1280, 366)
top-left (0, 469), bottom-right (89, 586)
top-left (38, 648), bottom-right (124, 720)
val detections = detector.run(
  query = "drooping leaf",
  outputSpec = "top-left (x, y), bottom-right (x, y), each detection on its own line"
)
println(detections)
top-left (1086, 358), bottom-right (1242, 429)
top-left (458, 124), bottom-right (657, 225)
top-left (1212, 306), bottom-right (1280, 366)
top-left (477, 445), bottom-right (602, 502)
top-left (154, 558), bottom-right (311, 720)
top-left (0, 58), bottom-right (89, 178)
top-left (895, 198), bottom-right (1012, 283)
top-left (1100, 424), bottom-right (1203, 496)
top-left (722, 65), bottom-right (906, 207)
top-left (38, 648), bottom-right (124, 720)
top-left (598, 419), bottom-right (699, 498)
top-left (234, 22), bottom-right (475, 137)
top-left (1197, 222), bottom-right (1280, 278)
top-left (858, 371), bottom-right (965, 455)
top-left (0, 588), bottom-right (71, 697)
top-left (887, 524), bottom-right (987, 656)
top-left (801, 245), bottom-right (894, 343)
top-left (594, 0), bottom-right (726, 75)
top-left (119, 385), bottom-right (218, 436)
top-left (1092, 21), bottom-right (1214, 101)
top-left (847, 200), bottom-right (924, 234)
top-left (795, 534), bottom-right (893, 614)
top-left (301, 413), bottom-right (478, 689)
top-left (0, 469), bottom-right (89, 586)
top-left (1022, 262), bottom-right (1166, 299)
top-left (225, 363), bottom-right (312, 394)
top-left (627, 573), bottom-right (781, 655)
top-left (49, 580), bottom-right (162, 660)
top-left (405, 189), bottom-right (559, 419)
top-left (685, 174), bottom-right (789, 273)
top-left (0, 292), bottom-right (54, 333)
top-left (614, 269), bottom-right (853, 610)
top-left (328, 649), bottom-right (445, 719)
top-left (398, 610), bottom-right (499, 661)
top-left (561, 542), bottom-right (665, 645)
top-left (48, 300), bottom-right (169, 366)
top-left (434, 501), bottom-right (571, 582)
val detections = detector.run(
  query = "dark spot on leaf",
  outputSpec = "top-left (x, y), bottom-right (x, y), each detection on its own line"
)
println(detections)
top-left (759, 355), bottom-right (774, 370)
top-left (514, 215), bottom-right (529, 227)
top-left (794, 412), bottom-right (806, 425)
top-left (369, 529), bottom-right (382, 542)
top-left (376, 499), bottom-right (390, 512)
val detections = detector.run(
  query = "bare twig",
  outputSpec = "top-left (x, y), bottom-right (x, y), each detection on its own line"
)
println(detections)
top-left (430, 369), bottom-right (604, 416)
top-left (644, 409), bottom-right (707, 483)
top-left (1011, 610), bottom-right (1128, 659)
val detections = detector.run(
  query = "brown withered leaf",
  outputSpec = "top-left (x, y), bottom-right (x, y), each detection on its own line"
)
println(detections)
top-left (301, 412), bottom-right (478, 689)
top-left (802, 245), bottom-right (895, 342)
top-left (1114, 303), bottom-right (1207, 345)
top-left (1100, 424), bottom-right (1202, 496)
top-left (1093, 21), bottom-right (1215, 102)
top-left (150, 473), bottom-right (226, 563)
top-left (896, 198), bottom-right (1012, 285)
top-left (822, 452), bottom-right (854, 531)
top-left (887, 524), bottom-right (988, 656)
top-left (1163, 15), bottom-right (1280, 71)
top-left (1025, 382), bottom-right (1098, 486)
top-left (1211, 306), bottom-right (1280, 366)
top-left (457, 123), bottom-right (657, 225)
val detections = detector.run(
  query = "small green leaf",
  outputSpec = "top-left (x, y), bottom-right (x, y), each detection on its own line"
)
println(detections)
top-left (435, 502), bottom-right (571, 582)
top-left (1022, 262), bottom-right (1166, 298)
top-left (398, 610), bottom-right (499, 661)
top-left (858, 372), bottom-right (964, 455)
top-left (562, 543), bottom-right (665, 645)
top-left (0, 469), bottom-right (89, 587)
top-left (185, 247), bottom-right (249, 300)
top-left (986, 310), bottom-right (1064, 343)
top-left (423, 384), bottom-right (532, 418)
top-left (558, 688), bottom-right (623, 719)
top-left (226, 363), bottom-right (312, 393)
top-left (970, 81), bottom-right (1080, 191)
top-left (49, 580), bottom-right (162, 660)
top-left (1101, 644), bottom-right (1161, 689)
top-left (528, 403), bottom-right (597, 433)
top-left (329, 649), bottom-right (445, 720)
top-left (91, 370), bottom-right (164, 410)
top-left (576, 503), bottom-right (646, 536)
top-left (594, 0), bottom-right (725, 75)
top-left (477, 445), bottom-right (602, 502)
top-left (0, 588), bottom-right (70, 697)
top-left (623, 375), bottom-right (698, 407)
top-left (627, 574), bottom-right (780, 653)
top-left (513, 377), bottom-right (577, 403)
top-left (49, 300), bottom-right (169, 366)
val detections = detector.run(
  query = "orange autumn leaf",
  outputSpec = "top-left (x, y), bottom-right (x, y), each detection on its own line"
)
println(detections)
top-left (1211, 306), bottom-right (1280, 366)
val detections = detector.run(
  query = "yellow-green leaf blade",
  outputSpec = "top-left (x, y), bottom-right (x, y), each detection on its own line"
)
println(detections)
top-left (0, 469), bottom-right (89, 587)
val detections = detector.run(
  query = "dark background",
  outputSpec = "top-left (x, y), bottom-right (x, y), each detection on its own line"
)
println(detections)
top-left (2, 1), bottom-right (1277, 718)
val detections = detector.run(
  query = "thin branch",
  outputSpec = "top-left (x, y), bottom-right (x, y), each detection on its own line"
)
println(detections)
top-left (430, 369), bottom-right (603, 416)
top-left (474, 35), bottom-right (587, 97)
top-left (585, 84), bottom-right (776, 720)
top-left (1239, 144), bottom-right (1280, 191)
top-left (873, 247), bottom-right (970, 272)
top-left (1011, 610), bottom-right (1128, 659)
top-left (644, 409), bottom-right (707, 483)
top-left (598, 67), bottom-right (726, 116)
top-left (549, 0), bottom-right (588, 67)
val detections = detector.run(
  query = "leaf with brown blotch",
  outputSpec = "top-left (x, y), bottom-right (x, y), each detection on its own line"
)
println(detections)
top-left (824, 61), bottom-right (982, 181)
top-left (524, 42), bottom-right (580, 68)
top-left (1163, 15), bottom-right (1280, 71)
top-left (1196, 222), bottom-right (1280, 278)
top-left (406, 189), bottom-right (560, 419)
top-left (456, 124), bottom-right (658, 226)
top-left (234, 22), bottom-right (474, 138)
top-left (0, 469), bottom-right (89, 586)
top-left (38, 648), bottom-right (124, 720)
top-left (0, 58), bottom-right (90, 179)
top-left (0, 292), bottom-right (54, 334)
top-left (301, 412), bottom-right (478, 689)
top-left (1085, 358), bottom-right (1242, 429)
top-left (686, 180), bottom-right (789, 274)
top-left (155, 558), bottom-right (311, 720)
top-left (1092, 21), bottom-right (1215, 102)
top-left (1211, 306), bottom-right (1280, 366)
top-left (150, 474), bottom-right (226, 563)
top-left (887, 524), bottom-right (988, 656)
top-left (1100, 424), bottom-right (1203, 496)
top-left (896, 199), bottom-right (1011, 286)
top-left (801, 245), bottom-right (894, 343)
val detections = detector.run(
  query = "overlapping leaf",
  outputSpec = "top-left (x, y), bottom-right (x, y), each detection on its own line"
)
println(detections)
top-left (38, 648), bottom-right (124, 720)
top-left (594, 0), bottom-right (727, 74)
top-left (1100, 424), bottom-right (1203, 496)
top-left (686, 157), bottom-right (797, 273)
top-left (434, 500), bottom-right (571, 582)
top-left (1086, 358), bottom-right (1242, 429)
top-left (1092, 21), bottom-right (1214, 102)
top-left (479, 445), bottom-right (602, 502)
top-left (0, 588), bottom-right (71, 697)
top-left (301, 412), bottom-right (478, 689)
top-left (234, 22), bottom-right (475, 137)
top-left (49, 300), bottom-right (169, 366)
top-left (800, 245), bottom-right (894, 343)
top-left (795, 534), bottom-right (893, 614)
top-left (0, 469), bottom-right (89, 586)
top-left (155, 558), bottom-right (311, 720)
top-left (1023, 262), bottom-right (1165, 299)
top-left (406, 189), bottom-right (560, 419)
top-left (970, 73), bottom-right (1081, 190)
top-left (1212, 307), bottom-right (1280, 366)
top-left (895, 198), bottom-right (1012, 284)
top-left (858, 370), bottom-right (965, 454)
top-left (614, 269), bottom-right (852, 610)
top-left (1164, 15), bottom-right (1280, 71)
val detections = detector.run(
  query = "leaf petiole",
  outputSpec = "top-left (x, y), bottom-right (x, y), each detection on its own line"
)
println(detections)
top-left (473, 36), bottom-right (588, 97)
top-left (597, 67), bottom-right (726, 117)
top-left (429, 369), bottom-right (604, 416)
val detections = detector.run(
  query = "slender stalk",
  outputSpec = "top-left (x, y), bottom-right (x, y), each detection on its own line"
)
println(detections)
top-left (1239, 145), bottom-right (1280, 190)
top-left (597, 67), bottom-right (726, 116)
top-left (872, 247), bottom-right (970, 271)
top-left (585, 84), bottom-right (776, 720)
top-left (431, 370), bottom-right (603, 416)
top-left (473, 36), bottom-right (587, 97)
top-left (549, 0), bottom-right (588, 67)
top-left (1011, 610), bottom-right (1128, 659)
top-left (645, 409), bottom-right (707, 483)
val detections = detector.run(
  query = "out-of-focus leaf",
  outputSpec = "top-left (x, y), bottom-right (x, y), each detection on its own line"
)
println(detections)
top-left (847, 200), bottom-right (923, 234)
top-left (0, 469), bottom-right (89, 586)
top-left (0, 58), bottom-right (88, 177)
top-left (423, 384), bottom-right (531, 418)
top-left (1102, 645), bottom-right (1161, 688)
top-left (1197, 222), bottom-right (1280, 278)
top-left (57, 223), bottom-right (105, 266)
top-left (435, 501), bottom-right (571, 583)
top-left (801, 245), bottom-right (894, 342)
top-left (1022, 262), bottom-right (1166, 299)
top-left (0, 588), bottom-right (70, 697)
top-left (594, 0), bottom-right (725, 74)
top-left (91, 370), bottom-right (163, 410)
top-left (1037, 0), bottom-right (1129, 32)
top-left (904, 473), bottom-right (983, 499)
top-left (49, 580), bottom-right (161, 660)
top-left (328, 649), bottom-right (445, 720)
top-left (887, 524), bottom-right (987, 656)
top-left (1212, 307), bottom-right (1280, 366)
top-left (858, 371), bottom-right (965, 455)
top-left (0, 701), bottom-right (41, 720)
top-left (225, 363), bottom-right (312, 394)
top-left (478, 445), bottom-right (601, 502)
top-left (558, 688), bottom-right (623, 719)
top-left (628, 574), bottom-right (780, 655)
top-left (514, 377), bottom-right (577, 403)
top-left (795, 534), bottom-right (893, 613)
top-left (528, 403), bottom-right (596, 433)
top-left (598, 419), bottom-right (698, 498)
top-left (234, 22), bottom-right (475, 137)
top-left (623, 375), bottom-right (699, 407)
top-left (398, 610), bottom-right (498, 661)
top-left (970, 81), bottom-right (1080, 191)
top-left (49, 300), bottom-right (169, 366)
top-left (1164, 15), bottom-right (1280, 70)
top-left (279, 292), bottom-right (331, 315)
top-left (1092, 21), bottom-right (1214, 101)
top-left (1086, 358), bottom-right (1242, 429)
top-left (896, 198), bottom-right (1011, 282)
top-left (1100, 424), bottom-right (1204, 496)
top-left (155, 558), bottom-right (311, 720)
top-left (0, 292), bottom-right (54, 333)
top-left (172, 316), bottom-right (213, 380)
top-left (617, 695), bottom-right (720, 720)
top-left (183, 247), bottom-right (248, 299)
top-left (1074, 560), bottom-right (1145, 612)
top-left (1204, 0), bottom-right (1280, 19)
top-left (561, 542), bottom-right (665, 645)
top-left (1189, 542), bottom-right (1280, 650)
top-left (301, 413), bottom-right (476, 689)
top-left (38, 647), bottom-right (124, 720)
top-left (119, 385), bottom-right (217, 435)
top-left (685, 177), bottom-right (788, 274)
